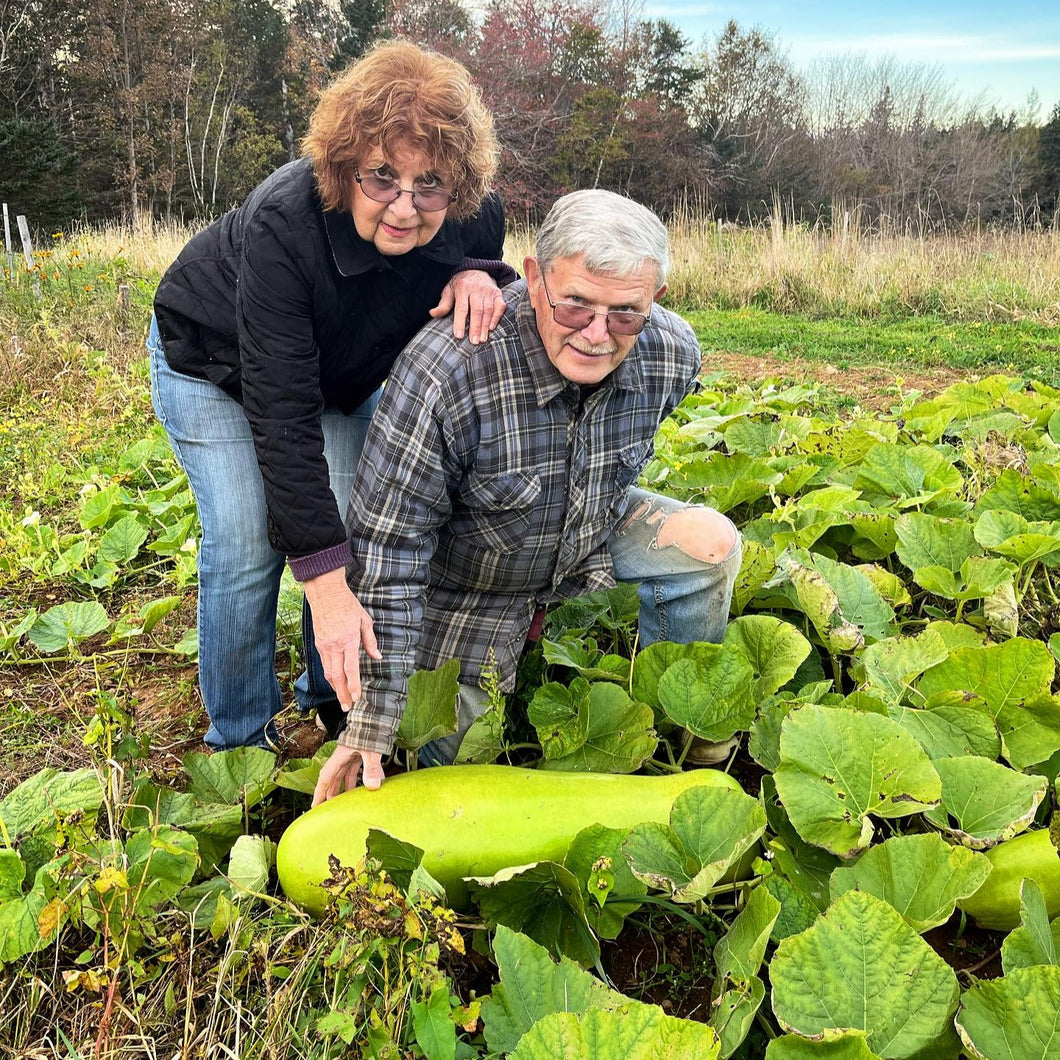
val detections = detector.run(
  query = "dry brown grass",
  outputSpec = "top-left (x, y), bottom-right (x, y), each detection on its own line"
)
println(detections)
top-left (508, 208), bottom-right (1060, 325)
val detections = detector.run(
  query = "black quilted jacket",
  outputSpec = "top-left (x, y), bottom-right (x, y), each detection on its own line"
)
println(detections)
top-left (153, 158), bottom-right (513, 574)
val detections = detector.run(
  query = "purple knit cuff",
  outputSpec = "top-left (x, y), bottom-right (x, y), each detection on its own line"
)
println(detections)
top-left (288, 541), bottom-right (351, 582)
top-left (454, 257), bottom-right (519, 287)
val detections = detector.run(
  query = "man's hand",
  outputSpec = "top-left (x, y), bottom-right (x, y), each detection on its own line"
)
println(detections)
top-left (429, 269), bottom-right (506, 345)
top-left (303, 568), bottom-right (381, 708)
top-left (312, 745), bottom-right (385, 806)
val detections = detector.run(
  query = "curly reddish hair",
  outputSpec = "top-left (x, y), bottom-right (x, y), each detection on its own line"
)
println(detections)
top-left (303, 40), bottom-right (498, 221)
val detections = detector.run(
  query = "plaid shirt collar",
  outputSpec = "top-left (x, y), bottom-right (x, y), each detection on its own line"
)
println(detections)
top-left (514, 283), bottom-right (650, 407)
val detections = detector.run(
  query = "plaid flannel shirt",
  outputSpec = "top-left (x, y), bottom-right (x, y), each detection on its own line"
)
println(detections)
top-left (341, 280), bottom-right (701, 753)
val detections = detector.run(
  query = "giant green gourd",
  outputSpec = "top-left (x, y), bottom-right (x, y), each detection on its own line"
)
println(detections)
top-left (957, 827), bottom-right (1060, 931)
top-left (277, 763), bottom-right (744, 914)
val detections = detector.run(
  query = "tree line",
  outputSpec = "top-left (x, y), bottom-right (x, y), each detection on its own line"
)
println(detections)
top-left (2, 0), bottom-right (1059, 233)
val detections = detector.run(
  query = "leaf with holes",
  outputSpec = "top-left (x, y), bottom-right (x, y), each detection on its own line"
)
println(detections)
top-left (774, 705), bottom-right (941, 857)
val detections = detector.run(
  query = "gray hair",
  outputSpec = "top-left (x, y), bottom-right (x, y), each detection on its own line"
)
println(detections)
top-left (534, 189), bottom-right (669, 288)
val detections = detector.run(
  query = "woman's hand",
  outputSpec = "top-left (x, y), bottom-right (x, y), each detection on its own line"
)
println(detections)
top-left (312, 745), bottom-right (385, 806)
top-left (302, 568), bottom-right (381, 708)
top-left (429, 269), bottom-right (506, 345)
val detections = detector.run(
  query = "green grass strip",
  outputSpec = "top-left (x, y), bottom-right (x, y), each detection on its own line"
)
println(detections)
top-left (683, 308), bottom-right (1060, 385)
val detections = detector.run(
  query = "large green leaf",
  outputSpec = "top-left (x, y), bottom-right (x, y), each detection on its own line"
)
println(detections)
top-left (27, 601), bottom-right (110, 653)
top-left (79, 483), bottom-right (122, 529)
top-left (918, 637), bottom-right (1054, 716)
top-left (479, 926), bottom-right (626, 1055)
top-left (771, 890), bottom-right (960, 1059)
top-left (665, 451), bottom-right (781, 512)
top-left (853, 443), bottom-right (964, 509)
top-left (509, 1006), bottom-right (720, 1059)
top-left (467, 862), bottom-right (599, 967)
top-left (732, 539), bottom-right (779, 615)
top-left (975, 509), bottom-right (1060, 567)
top-left (0, 767), bottom-right (103, 842)
top-left (454, 698), bottom-right (506, 765)
top-left (723, 415), bottom-right (794, 456)
top-left (723, 615), bottom-right (812, 698)
top-left (774, 705), bottom-right (941, 857)
top-left (828, 833), bottom-right (991, 933)
top-left (768, 550), bottom-right (895, 652)
top-left (0, 849), bottom-right (23, 902)
top-left (656, 653), bottom-right (756, 742)
top-left (632, 642), bottom-right (732, 713)
top-left (996, 694), bottom-right (1060, 772)
top-left (914, 556), bottom-right (1017, 603)
top-left (854, 562), bottom-right (911, 608)
top-left (796, 425), bottom-right (897, 469)
top-left (541, 637), bottom-right (630, 683)
top-left (894, 513), bottom-right (978, 572)
top-left (860, 628), bottom-right (952, 705)
top-left (410, 984), bottom-right (457, 1060)
top-left (98, 513), bottom-right (150, 563)
top-left (124, 826), bottom-right (200, 915)
top-left (623, 786), bottom-right (766, 902)
top-left (0, 859), bottom-right (65, 964)
top-left (0, 610), bottom-right (39, 652)
top-left (710, 885), bottom-right (781, 1058)
top-left (109, 595), bottom-right (182, 641)
top-left (395, 658), bottom-right (460, 751)
top-left (530, 679), bottom-right (657, 773)
top-left (227, 835), bottom-right (276, 902)
top-left (124, 784), bottom-right (243, 874)
top-left (923, 756), bottom-right (1046, 848)
top-left (891, 704), bottom-right (1001, 763)
top-left (761, 775), bottom-right (841, 932)
top-left (918, 638), bottom-right (1060, 768)
top-left (563, 824), bottom-right (646, 939)
top-left (1002, 879), bottom-right (1060, 973)
top-left (956, 966), bottom-right (1060, 1060)
top-left (849, 509), bottom-right (899, 562)
top-left (976, 467), bottom-right (1060, 522)
top-left (543, 583), bottom-right (639, 637)
top-left (182, 747), bottom-right (277, 808)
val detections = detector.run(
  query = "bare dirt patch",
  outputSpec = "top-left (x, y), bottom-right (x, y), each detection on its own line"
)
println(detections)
top-left (709, 351), bottom-right (971, 411)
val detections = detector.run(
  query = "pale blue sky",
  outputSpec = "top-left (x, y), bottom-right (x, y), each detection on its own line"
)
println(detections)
top-left (648, 1), bottom-right (1060, 120)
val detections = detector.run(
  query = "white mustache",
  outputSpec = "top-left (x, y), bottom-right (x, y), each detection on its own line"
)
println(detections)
top-left (569, 342), bottom-right (617, 357)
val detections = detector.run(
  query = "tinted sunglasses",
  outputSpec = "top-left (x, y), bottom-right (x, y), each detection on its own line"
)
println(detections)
top-left (354, 166), bottom-right (454, 212)
top-left (540, 275), bottom-right (650, 336)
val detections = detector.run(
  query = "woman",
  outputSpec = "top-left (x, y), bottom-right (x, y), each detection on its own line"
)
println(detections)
top-left (149, 41), bottom-right (515, 750)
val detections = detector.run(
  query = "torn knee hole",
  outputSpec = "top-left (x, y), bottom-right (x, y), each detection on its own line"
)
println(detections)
top-left (619, 500), bottom-right (655, 532)
top-left (656, 510), bottom-right (735, 562)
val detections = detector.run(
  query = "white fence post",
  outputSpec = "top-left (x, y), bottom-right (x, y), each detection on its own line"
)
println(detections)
top-left (15, 214), bottom-right (41, 299)
top-left (2, 203), bottom-right (13, 280)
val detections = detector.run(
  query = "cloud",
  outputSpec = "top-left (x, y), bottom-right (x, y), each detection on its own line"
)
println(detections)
top-left (787, 33), bottom-right (1060, 66)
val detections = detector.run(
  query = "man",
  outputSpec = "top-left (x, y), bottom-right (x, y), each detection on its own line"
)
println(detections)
top-left (312, 189), bottom-right (741, 805)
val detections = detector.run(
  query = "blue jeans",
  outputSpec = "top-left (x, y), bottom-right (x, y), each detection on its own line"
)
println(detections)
top-left (610, 487), bottom-right (741, 647)
top-left (148, 316), bottom-right (379, 749)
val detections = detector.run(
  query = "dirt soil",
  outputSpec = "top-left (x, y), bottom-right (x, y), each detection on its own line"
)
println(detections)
top-left (709, 351), bottom-right (970, 411)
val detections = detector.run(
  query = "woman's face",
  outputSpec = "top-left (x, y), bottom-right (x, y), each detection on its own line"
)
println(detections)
top-left (350, 146), bottom-right (452, 255)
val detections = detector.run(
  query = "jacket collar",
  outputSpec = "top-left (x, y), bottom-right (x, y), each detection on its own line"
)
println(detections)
top-left (514, 283), bottom-right (648, 407)
top-left (322, 207), bottom-right (466, 277)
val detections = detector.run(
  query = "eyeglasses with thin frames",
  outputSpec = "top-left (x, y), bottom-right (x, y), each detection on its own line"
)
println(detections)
top-left (539, 274), bottom-right (651, 336)
top-left (353, 165), bottom-right (455, 212)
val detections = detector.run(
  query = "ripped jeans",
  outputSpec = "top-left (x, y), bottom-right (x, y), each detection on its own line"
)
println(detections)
top-left (424, 486), bottom-right (742, 763)
top-left (610, 486), bottom-right (741, 646)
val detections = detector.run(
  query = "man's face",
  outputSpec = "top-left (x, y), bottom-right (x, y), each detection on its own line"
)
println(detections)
top-left (524, 254), bottom-right (662, 386)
